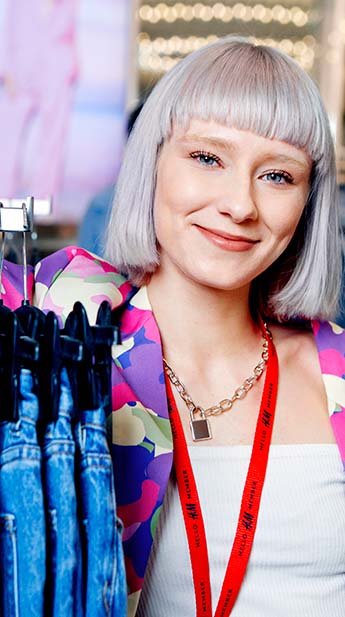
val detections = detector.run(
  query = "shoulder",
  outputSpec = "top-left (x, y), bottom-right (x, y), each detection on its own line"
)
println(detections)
top-left (33, 246), bottom-right (134, 324)
top-left (269, 320), bottom-right (314, 360)
top-left (269, 319), bottom-right (345, 349)
top-left (270, 319), bottom-right (345, 376)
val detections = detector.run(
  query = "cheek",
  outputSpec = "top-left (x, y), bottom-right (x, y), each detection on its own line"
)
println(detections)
top-left (269, 197), bottom-right (306, 243)
top-left (277, 217), bottom-right (300, 241)
top-left (153, 167), bottom-right (181, 245)
top-left (154, 163), bottom-right (202, 229)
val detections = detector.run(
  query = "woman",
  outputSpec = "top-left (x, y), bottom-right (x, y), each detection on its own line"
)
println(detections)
top-left (2, 36), bottom-right (345, 616)
top-left (104, 35), bottom-right (345, 616)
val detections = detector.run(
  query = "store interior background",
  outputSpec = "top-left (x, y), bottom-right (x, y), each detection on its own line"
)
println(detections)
top-left (1, 0), bottom-right (345, 264)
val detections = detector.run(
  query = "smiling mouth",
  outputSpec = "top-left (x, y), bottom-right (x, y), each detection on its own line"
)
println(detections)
top-left (195, 225), bottom-right (259, 252)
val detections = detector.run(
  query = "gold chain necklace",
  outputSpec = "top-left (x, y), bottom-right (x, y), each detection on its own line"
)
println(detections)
top-left (163, 322), bottom-right (272, 441)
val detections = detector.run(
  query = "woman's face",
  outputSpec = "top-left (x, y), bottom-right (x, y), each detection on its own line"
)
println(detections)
top-left (153, 119), bottom-right (312, 292)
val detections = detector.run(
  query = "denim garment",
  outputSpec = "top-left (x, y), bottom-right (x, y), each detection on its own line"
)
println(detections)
top-left (74, 406), bottom-right (127, 617)
top-left (41, 368), bottom-right (82, 617)
top-left (0, 369), bottom-right (45, 617)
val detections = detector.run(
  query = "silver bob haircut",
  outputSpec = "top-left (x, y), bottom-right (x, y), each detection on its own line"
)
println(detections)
top-left (105, 36), bottom-right (342, 321)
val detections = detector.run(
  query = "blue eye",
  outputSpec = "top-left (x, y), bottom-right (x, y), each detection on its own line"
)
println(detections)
top-left (190, 151), bottom-right (221, 167)
top-left (263, 171), bottom-right (293, 184)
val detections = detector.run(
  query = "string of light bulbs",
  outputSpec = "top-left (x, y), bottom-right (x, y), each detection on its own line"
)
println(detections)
top-left (138, 3), bottom-right (315, 28)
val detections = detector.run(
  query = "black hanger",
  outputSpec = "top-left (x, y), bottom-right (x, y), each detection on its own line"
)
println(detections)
top-left (0, 223), bottom-right (45, 368)
top-left (0, 311), bottom-right (20, 421)
top-left (38, 311), bottom-right (83, 423)
top-left (12, 230), bottom-right (47, 398)
top-left (64, 302), bottom-right (99, 413)
top-left (0, 310), bottom-right (39, 422)
top-left (92, 301), bottom-right (119, 417)
top-left (15, 301), bottom-right (46, 339)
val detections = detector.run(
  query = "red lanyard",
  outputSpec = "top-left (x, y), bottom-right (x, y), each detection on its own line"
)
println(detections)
top-left (165, 332), bottom-right (278, 617)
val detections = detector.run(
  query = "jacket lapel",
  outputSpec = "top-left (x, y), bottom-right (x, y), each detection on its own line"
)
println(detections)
top-left (111, 285), bottom-right (173, 612)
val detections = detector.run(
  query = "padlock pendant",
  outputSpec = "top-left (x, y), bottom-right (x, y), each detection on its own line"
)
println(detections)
top-left (190, 418), bottom-right (212, 442)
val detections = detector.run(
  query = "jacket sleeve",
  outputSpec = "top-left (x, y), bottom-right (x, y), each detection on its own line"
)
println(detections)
top-left (2, 246), bottom-right (132, 325)
top-left (1, 260), bottom-right (34, 309)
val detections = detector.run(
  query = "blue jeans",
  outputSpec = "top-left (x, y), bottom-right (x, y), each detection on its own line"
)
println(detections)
top-left (74, 407), bottom-right (127, 617)
top-left (0, 369), bottom-right (45, 617)
top-left (41, 368), bottom-right (82, 617)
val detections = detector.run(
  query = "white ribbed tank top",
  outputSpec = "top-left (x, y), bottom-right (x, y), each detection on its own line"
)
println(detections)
top-left (137, 444), bottom-right (345, 617)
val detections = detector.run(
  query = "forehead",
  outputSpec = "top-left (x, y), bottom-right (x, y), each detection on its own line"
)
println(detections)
top-left (169, 118), bottom-right (312, 168)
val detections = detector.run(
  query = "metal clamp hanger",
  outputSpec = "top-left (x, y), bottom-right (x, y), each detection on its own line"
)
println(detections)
top-left (0, 197), bottom-right (34, 304)
top-left (0, 197), bottom-right (51, 218)
top-left (0, 197), bottom-right (40, 421)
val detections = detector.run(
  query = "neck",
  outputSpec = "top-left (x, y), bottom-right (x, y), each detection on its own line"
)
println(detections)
top-left (146, 266), bottom-right (261, 369)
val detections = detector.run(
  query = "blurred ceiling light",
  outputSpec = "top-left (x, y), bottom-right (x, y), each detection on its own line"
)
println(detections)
top-left (139, 5), bottom-right (153, 20)
top-left (193, 3), bottom-right (204, 19)
top-left (165, 7), bottom-right (178, 23)
top-left (242, 7), bottom-right (253, 22)
top-left (272, 5), bottom-right (285, 21)
top-left (213, 3), bottom-right (226, 19)
top-left (253, 4), bottom-right (266, 21)
top-left (261, 8), bottom-right (273, 23)
top-left (233, 3), bottom-right (247, 20)
top-left (278, 9), bottom-right (291, 24)
top-left (303, 34), bottom-right (316, 46)
top-left (292, 10), bottom-right (308, 27)
top-left (280, 39), bottom-right (294, 53)
top-left (203, 6), bottom-right (214, 21)
top-left (174, 3), bottom-right (184, 19)
top-left (294, 41), bottom-right (306, 54)
top-left (223, 7), bottom-right (233, 22)
top-left (182, 5), bottom-right (194, 21)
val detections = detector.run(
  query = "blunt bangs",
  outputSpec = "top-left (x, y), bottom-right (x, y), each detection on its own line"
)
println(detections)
top-left (156, 40), bottom-right (329, 171)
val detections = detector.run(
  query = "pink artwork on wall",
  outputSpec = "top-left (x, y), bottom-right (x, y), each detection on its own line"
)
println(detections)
top-left (0, 0), bottom-right (131, 223)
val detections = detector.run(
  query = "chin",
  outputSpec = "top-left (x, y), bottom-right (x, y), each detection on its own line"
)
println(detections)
top-left (187, 269), bottom-right (251, 292)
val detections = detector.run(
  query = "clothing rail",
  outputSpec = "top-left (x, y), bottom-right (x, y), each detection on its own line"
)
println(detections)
top-left (0, 220), bottom-right (127, 615)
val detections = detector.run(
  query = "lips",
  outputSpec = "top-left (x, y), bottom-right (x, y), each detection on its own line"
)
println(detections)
top-left (201, 227), bottom-right (257, 242)
top-left (195, 225), bottom-right (259, 252)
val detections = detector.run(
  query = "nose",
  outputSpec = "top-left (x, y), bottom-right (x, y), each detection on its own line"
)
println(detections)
top-left (217, 175), bottom-right (258, 222)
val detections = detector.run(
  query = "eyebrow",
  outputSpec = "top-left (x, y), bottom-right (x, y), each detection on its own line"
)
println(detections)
top-left (177, 134), bottom-right (310, 171)
top-left (177, 134), bottom-right (235, 152)
top-left (266, 154), bottom-right (310, 171)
